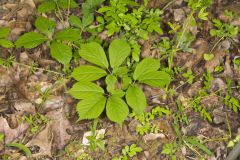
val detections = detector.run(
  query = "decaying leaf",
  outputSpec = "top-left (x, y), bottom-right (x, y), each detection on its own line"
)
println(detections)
top-left (46, 107), bottom-right (72, 150)
top-left (0, 117), bottom-right (29, 143)
top-left (183, 39), bottom-right (209, 69)
top-left (26, 123), bottom-right (53, 157)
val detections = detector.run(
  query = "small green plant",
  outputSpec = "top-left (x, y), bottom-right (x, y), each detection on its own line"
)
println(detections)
top-left (161, 121), bottom-right (213, 160)
top-left (131, 106), bottom-right (171, 135)
top-left (203, 53), bottom-right (214, 61)
top-left (98, 0), bottom-right (163, 61)
top-left (0, 133), bottom-right (4, 142)
top-left (224, 94), bottom-right (240, 113)
top-left (87, 119), bottom-right (105, 151)
top-left (68, 39), bottom-right (171, 124)
top-left (14, 0), bottom-right (104, 69)
top-left (161, 141), bottom-right (177, 160)
top-left (214, 65), bottom-right (224, 73)
top-left (0, 56), bottom-right (14, 68)
top-left (113, 144), bottom-right (142, 160)
top-left (228, 135), bottom-right (240, 148)
top-left (233, 57), bottom-right (240, 70)
top-left (182, 69), bottom-right (195, 84)
top-left (24, 113), bottom-right (48, 135)
top-left (210, 18), bottom-right (239, 38)
top-left (15, 16), bottom-right (79, 67)
top-left (64, 141), bottom-right (93, 160)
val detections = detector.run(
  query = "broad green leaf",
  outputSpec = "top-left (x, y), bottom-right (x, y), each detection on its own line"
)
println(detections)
top-left (15, 32), bottom-right (48, 48)
top-left (109, 39), bottom-right (131, 69)
top-left (72, 65), bottom-right (107, 81)
top-left (69, 15), bottom-right (82, 28)
top-left (106, 96), bottom-right (129, 125)
top-left (138, 71), bottom-right (171, 87)
top-left (82, 14), bottom-right (94, 28)
top-left (111, 90), bottom-right (125, 97)
top-left (77, 95), bottom-right (106, 119)
top-left (126, 85), bottom-right (146, 114)
top-left (0, 39), bottom-right (14, 48)
top-left (58, 0), bottom-right (79, 9)
top-left (68, 81), bottom-right (104, 99)
top-left (185, 137), bottom-right (214, 156)
top-left (106, 75), bottom-right (117, 92)
top-left (7, 143), bottom-right (32, 156)
top-left (50, 41), bottom-right (72, 65)
top-left (55, 28), bottom-right (80, 41)
top-left (133, 58), bottom-right (160, 80)
top-left (0, 28), bottom-right (10, 38)
top-left (35, 16), bottom-right (56, 36)
top-left (79, 42), bottom-right (109, 68)
top-left (37, 1), bottom-right (56, 13)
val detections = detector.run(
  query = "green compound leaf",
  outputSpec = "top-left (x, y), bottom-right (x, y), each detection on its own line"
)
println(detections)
top-left (109, 39), bottom-right (131, 69)
top-left (72, 65), bottom-right (107, 82)
top-left (126, 85), bottom-right (146, 114)
top-left (0, 39), bottom-right (14, 48)
top-left (138, 71), bottom-right (171, 87)
top-left (77, 95), bottom-right (106, 120)
top-left (0, 28), bottom-right (10, 38)
top-left (15, 32), bottom-right (48, 49)
top-left (133, 58), bottom-right (160, 80)
top-left (79, 42), bottom-right (109, 68)
top-left (68, 81), bottom-right (104, 99)
top-left (106, 96), bottom-right (129, 125)
top-left (37, 1), bottom-right (56, 13)
top-left (54, 28), bottom-right (80, 41)
top-left (50, 41), bottom-right (72, 65)
top-left (35, 16), bottom-right (56, 36)
top-left (7, 143), bottom-right (32, 157)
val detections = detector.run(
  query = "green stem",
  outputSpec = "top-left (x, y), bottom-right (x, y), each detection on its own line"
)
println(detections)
top-left (7, 61), bottom-right (64, 75)
top-left (209, 36), bottom-right (225, 53)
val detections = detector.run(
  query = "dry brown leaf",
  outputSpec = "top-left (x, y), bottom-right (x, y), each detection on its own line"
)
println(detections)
top-left (13, 100), bottom-right (36, 114)
top-left (223, 55), bottom-right (233, 77)
top-left (205, 49), bottom-right (226, 72)
top-left (26, 123), bottom-right (53, 157)
top-left (183, 39), bottom-right (209, 69)
top-left (46, 107), bottom-right (72, 150)
top-left (0, 117), bottom-right (29, 143)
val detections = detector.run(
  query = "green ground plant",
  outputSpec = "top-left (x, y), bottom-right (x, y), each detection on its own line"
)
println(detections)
top-left (23, 113), bottom-right (48, 135)
top-left (68, 39), bottom-right (171, 124)
top-left (130, 106), bottom-right (171, 135)
top-left (98, 0), bottom-right (163, 61)
top-left (112, 144), bottom-right (142, 160)
top-left (161, 120), bottom-right (213, 160)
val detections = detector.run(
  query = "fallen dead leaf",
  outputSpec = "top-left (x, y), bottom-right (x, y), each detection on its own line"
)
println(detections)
top-left (46, 107), bottom-right (72, 150)
top-left (26, 123), bottom-right (53, 157)
top-left (142, 133), bottom-right (165, 142)
top-left (183, 39), bottom-right (209, 69)
top-left (0, 116), bottom-right (29, 143)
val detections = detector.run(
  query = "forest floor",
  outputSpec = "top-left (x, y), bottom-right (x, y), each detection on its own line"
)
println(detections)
top-left (0, 0), bottom-right (240, 160)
